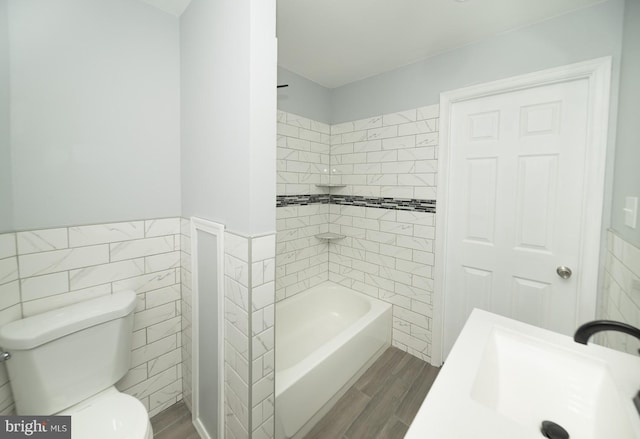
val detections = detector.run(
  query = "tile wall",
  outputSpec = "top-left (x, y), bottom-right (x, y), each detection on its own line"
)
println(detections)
top-left (0, 218), bottom-right (183, 416)
top-left (600, 231), bottom-right (640, 354)
top-left (180, 225), bottom-right (275, 439)
top-left (275, 105), bottom-right (439, 363)
top-left (222, 232), bottom-right (276, 439)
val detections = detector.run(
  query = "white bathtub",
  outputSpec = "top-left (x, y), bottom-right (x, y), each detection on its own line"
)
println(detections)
top-left (275, 281), bottom-right (392, 439)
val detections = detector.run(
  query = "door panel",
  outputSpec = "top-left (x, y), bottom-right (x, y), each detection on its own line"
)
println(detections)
top-left (443, 79), bottom-right (590, 357)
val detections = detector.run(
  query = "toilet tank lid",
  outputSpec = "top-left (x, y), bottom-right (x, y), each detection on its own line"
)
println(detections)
top-left (0, 291), bottom-right (137, 350)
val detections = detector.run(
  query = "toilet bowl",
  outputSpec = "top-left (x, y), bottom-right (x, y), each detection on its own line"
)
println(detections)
top-left (0, 291), bottom-right (153, 439)
top-left (61, 387), bottom-right (153, 439)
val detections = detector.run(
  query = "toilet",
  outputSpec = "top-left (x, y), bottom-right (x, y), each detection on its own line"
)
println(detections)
top-left (0, 290), bottom-right (153, 439)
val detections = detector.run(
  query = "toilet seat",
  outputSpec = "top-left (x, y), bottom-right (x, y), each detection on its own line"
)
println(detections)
top-left (60, 387), bottom-right (153, 439)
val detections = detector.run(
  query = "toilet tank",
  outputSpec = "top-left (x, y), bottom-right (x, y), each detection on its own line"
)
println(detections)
top-left (0, 291), bottom-right (137, 415)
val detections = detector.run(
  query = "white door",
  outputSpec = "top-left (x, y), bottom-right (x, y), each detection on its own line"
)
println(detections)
top-left (442, 78), bottom-right (592, 357)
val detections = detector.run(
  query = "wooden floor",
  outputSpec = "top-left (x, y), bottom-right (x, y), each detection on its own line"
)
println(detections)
top-left (304, 347), bottom-right (439, 439)
top-left (151, 400), bottom-right (199, 439)
top-left (151, 346), bottom-right (439, 439)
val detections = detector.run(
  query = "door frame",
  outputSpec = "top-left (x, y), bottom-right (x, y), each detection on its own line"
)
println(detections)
top-left (191, 217), bottom-right (225, 439)
top-left (432, 57), bottom-right (612, 366)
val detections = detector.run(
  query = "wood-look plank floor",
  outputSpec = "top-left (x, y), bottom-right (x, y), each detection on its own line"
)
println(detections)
top-left (304, 346), bottom-right (440, 439)
top-left (150, 346), bottom-right (439, 439)
top-left (151, 400), bottom-right (199, 439)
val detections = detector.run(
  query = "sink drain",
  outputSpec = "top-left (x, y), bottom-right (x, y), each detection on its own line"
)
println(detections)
top-left (541, 420), bottom-right (569, 439)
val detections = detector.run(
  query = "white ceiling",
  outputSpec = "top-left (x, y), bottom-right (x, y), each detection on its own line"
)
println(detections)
top-left (277, 0), bottom-right (605, 88)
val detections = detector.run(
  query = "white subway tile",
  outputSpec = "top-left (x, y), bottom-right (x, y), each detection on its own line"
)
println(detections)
top-left (17, 228), bottom-right (68, 255)
top-left (353, 140), bottom-right (382, 153)
top-left (380, 186), bottom-right (413, 199)
top-left (110, 236), bottom-right (174, 262)
top-left (310, 120), bottom-right (330, 135)
top-left (398, 120), bottom-right (437, 136)
top-left (299, 128), bottom-right (322, 142)
top-left (149, 379), bottom-right (181, 412)
top-left (353, 116), bottom-right (383, 131)
top-left (286, 113), bottom-right (311, 130)
top-left (0, 281), bottom-right (20, 311)
top-left (146, 285), bottom-right (181, 308)
top-left (331, 121), bottom-right (355, 135)
top-left (277, 123), bottom-right (299, 138)
top-left (367, 150), bottom-right (398, 163)
top-left (21, 272), bottom-right (69, 301)
top-left (145, 251), bottom-right (181, 273)
top-left (145, 218), bottom-right (180, 237)
top-left (398, 173), bottom-right (436, 187)
top-left (19, 245), bottom-right (109, 278)
top-left (126, 361), bottom-right (177, 398)
top-left (367, 126), bottom-right (398, 140)
top-left (225, 233), bottom-right (249, 262)
top-left (341, 130), bottom-right (368, 144)
top-left (383, 109), bottom-right (417, 126)
top-left (0, 234), bottom-right (15, 260)
top-left (414, 186), bottom-right (437, 199)
top-left (69, 222), bottom-right (144, 247)
top-left (416, 132), bottom-right (438, 147)
top-left (416, 104), bottom-right (439, 120)
top-left (0, 257), bottom-right (18, 285)
top-left (148, 348), bottom-right (182, 377)
top-left (70, 259), bottom-right (144, 290)
top-left (134, 303), bottom-right (176, 331)
top-left (398, 147), bottom-right (435, 161)
top-left (112, 269), bottom-right (176, 294)
top-left (117, 363), bottom-right (148, 391)
top-left (381, 161), bottom-right (415, 174)
top-left (382, 135), bottom-right (416, 150)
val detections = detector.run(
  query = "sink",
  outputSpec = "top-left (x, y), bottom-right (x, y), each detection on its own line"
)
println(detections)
top-left (405, 309), bottom-right (640, 439)
top-left (471, 327), bottom-right (633, 438)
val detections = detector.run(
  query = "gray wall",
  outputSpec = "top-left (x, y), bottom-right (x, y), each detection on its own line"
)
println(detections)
top-left (611, 0), bottom-right (640, 247)
top-left (181, 0), bottom-right (276, 235)
top-left (329, 0), bottom-right (625, 123)
top-left (7, 0), bottom-right (181, 231)
top-left (0, 1), bottom-right (12, 233)
top-left (277, 67), bottom-right (331, 124)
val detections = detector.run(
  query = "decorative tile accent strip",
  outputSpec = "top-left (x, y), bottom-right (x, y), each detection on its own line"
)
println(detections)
top-left (276, 194), bottom-right (436, 212)
top-left (276, 194), bottom-right (330, 207)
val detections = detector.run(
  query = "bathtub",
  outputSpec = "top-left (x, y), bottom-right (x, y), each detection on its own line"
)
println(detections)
top-left (275, 281), bottom-right (392, 439)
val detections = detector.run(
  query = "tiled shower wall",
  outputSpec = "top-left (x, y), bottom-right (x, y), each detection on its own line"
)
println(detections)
top-left (600, 231), bottom-right (640, 354)
top-left (0, 219), bottom-right (183, 416)
top-left (276, 105), bottom-right (439, 362)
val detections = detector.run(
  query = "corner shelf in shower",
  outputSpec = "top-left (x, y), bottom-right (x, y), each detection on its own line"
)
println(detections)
top-left (315, 232), bottom-right (346, 240)
top-left (315, 184), bottom-right (346, 188)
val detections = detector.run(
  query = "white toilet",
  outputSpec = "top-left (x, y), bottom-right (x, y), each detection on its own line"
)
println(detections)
top-left (0, 290), bottom-right (153, 439)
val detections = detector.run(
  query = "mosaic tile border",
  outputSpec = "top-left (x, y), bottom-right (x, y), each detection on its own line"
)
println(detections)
top-left (276, 194), bottom-right (436, 212)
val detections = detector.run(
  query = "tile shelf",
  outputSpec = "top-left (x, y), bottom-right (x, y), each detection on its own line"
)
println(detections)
top-left (315, 232), bottom-right (346, 240)
top-left (315, 184), bottom-right (346, 188)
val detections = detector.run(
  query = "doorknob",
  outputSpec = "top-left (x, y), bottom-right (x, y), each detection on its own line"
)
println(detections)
top-left (556, 266), bottom-right (572, 279)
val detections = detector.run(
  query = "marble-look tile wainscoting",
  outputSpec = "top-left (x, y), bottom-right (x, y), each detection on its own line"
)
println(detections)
top-left (222, 232), bottom-right (276, 439)
top-left (600, 230), bottom-right (640, 354)
top-left (0, 218), bottom-right (183, 416)
top-left (179, 225), bottom-right (276, 439)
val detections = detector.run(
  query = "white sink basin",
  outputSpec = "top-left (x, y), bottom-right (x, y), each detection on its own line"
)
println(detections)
top-left (405, 310), bottom-right (640, 439)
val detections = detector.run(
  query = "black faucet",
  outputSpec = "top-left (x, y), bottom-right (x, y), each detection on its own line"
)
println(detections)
top-left (574, 320), bottom-right (640, 416)
top-left (574, 320), bottom-right (640, 345)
